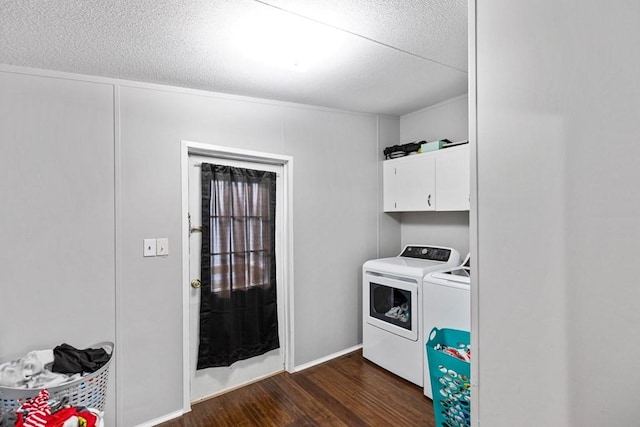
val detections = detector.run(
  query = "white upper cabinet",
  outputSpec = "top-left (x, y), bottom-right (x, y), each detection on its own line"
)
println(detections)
top-left (383, 145), bottom-right (469, 212)
top-left (384, 155), bottom-right (436, 212)
top-left (435, 145), bottom-right (470, 211)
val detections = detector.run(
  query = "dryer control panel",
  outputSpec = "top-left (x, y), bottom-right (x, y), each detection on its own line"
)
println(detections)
top-left (400, 245), bottom-right (453, 262)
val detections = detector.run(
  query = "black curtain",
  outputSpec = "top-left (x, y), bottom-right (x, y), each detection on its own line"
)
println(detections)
top-left (197, 163), bottom-right (279, 369)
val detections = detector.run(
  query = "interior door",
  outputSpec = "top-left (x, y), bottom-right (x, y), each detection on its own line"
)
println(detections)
top-left (188, 154), bottom-right (285, 403)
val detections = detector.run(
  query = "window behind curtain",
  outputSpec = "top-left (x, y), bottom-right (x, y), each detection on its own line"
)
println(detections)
top-left (208, 169), bottom-right (274, 295)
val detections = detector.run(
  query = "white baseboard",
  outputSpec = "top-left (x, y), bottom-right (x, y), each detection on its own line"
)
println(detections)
top-left (134, 409), bottom-right (184, 427)
top-left (292, 344), bottom-right (362, 373)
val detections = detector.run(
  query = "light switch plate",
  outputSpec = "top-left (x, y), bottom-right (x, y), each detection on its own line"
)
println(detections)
top-left (143, 239), bottom-right (156, 257)
top-left (156, 238), bottom-right (169, 256)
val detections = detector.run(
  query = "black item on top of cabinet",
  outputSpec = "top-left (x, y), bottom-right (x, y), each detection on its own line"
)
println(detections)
top-left (383, 141), bottom-right (421, 159)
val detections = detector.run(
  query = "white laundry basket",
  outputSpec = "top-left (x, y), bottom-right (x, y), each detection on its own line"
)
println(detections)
top-left (0, 341), bottom-right (113, 419)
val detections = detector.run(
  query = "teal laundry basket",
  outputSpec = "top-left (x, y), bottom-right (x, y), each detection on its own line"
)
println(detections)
top-left (426, 328), bottom-right (471, 427)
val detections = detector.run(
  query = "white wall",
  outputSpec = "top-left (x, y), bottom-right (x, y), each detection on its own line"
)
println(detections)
top-left (0, 72), bottom-right (117, 424)
top-left (284, 106), bottom-right (379, 361)
top-left (400, 95), bottom-right (469, 144)
top-left (377, 117), bottom-right (402, 258)
top-left (401, 212), bottom-right (470, 257)
top-left (0, 67), bottom-right (399, 426)
top-left (474, 1), bottom-right (640, 426)
top-left (398, 96), bottom-right (470, 256)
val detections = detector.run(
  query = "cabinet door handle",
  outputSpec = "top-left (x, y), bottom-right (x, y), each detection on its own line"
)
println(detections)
top-left (427, 194), bottom-right (432, 207)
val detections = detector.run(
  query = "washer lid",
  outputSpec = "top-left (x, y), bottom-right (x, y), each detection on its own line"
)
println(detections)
top-left (364, 257), bottom-right (454, 278)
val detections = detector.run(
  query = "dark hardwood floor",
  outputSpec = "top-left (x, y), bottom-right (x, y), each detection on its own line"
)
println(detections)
top-left (159, 350), bottom-right (435, 426)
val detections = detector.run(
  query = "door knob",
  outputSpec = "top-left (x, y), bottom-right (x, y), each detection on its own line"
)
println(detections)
top-left (191, 279), bottom-right (201, 289)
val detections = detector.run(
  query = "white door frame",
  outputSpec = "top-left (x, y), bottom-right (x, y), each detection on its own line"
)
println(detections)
top-left (180, 140), bottom-right (295, 412)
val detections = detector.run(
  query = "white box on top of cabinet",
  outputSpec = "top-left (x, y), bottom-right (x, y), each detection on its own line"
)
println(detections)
top-left (383, 144), bottom-right (470, 212)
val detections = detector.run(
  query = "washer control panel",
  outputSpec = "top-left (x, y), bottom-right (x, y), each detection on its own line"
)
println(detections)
top-left (400, 245), bottom-right (453, 262)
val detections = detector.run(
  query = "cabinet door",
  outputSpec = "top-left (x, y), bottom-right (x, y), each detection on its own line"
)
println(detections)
top-left (383, 160), bottom-right (397, 211)
top-left (435, 146), bottom-right (470, 211)
top-left (395, 155), bottom-right (436, 211)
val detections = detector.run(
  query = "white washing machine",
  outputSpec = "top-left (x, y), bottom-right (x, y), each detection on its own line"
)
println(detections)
top-left (363, 245), bottom-right (460, 386)
top-left (422, 253), bottom-right (471, 398)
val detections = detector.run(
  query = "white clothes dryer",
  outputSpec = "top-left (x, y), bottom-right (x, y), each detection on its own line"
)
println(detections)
top-left (422, 253), bottom-right (471, 398)
top-left (363, 245), bottom-right (460, 386)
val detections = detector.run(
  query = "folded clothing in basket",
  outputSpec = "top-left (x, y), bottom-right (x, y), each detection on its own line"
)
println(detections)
top-left (0, 351), bottom-right (79, 390)
top-left (0, 343), bottom-right (109, 389)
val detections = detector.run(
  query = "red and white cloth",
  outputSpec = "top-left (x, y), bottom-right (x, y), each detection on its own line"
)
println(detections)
top-left (433, 343), bottom-right (471, 362)
top-left (13, 389), bottom-right (100, 427)
top-left (15, 389), bottom-right (51, 427)
top-left (39, 407), bottom-right (98, 427)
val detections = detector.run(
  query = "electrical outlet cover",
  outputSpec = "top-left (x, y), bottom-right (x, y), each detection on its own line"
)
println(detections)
top-left (143, 239), bottom-right (156, 257)
top-left (156, 238), bottom-right (169, 256)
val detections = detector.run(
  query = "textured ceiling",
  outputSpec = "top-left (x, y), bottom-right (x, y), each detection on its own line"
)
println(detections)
top-left (0, 0), bottom-right (468, 116)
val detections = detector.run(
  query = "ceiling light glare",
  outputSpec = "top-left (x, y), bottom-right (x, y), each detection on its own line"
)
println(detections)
top-left (236, 11), bottom-right (345, 72)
